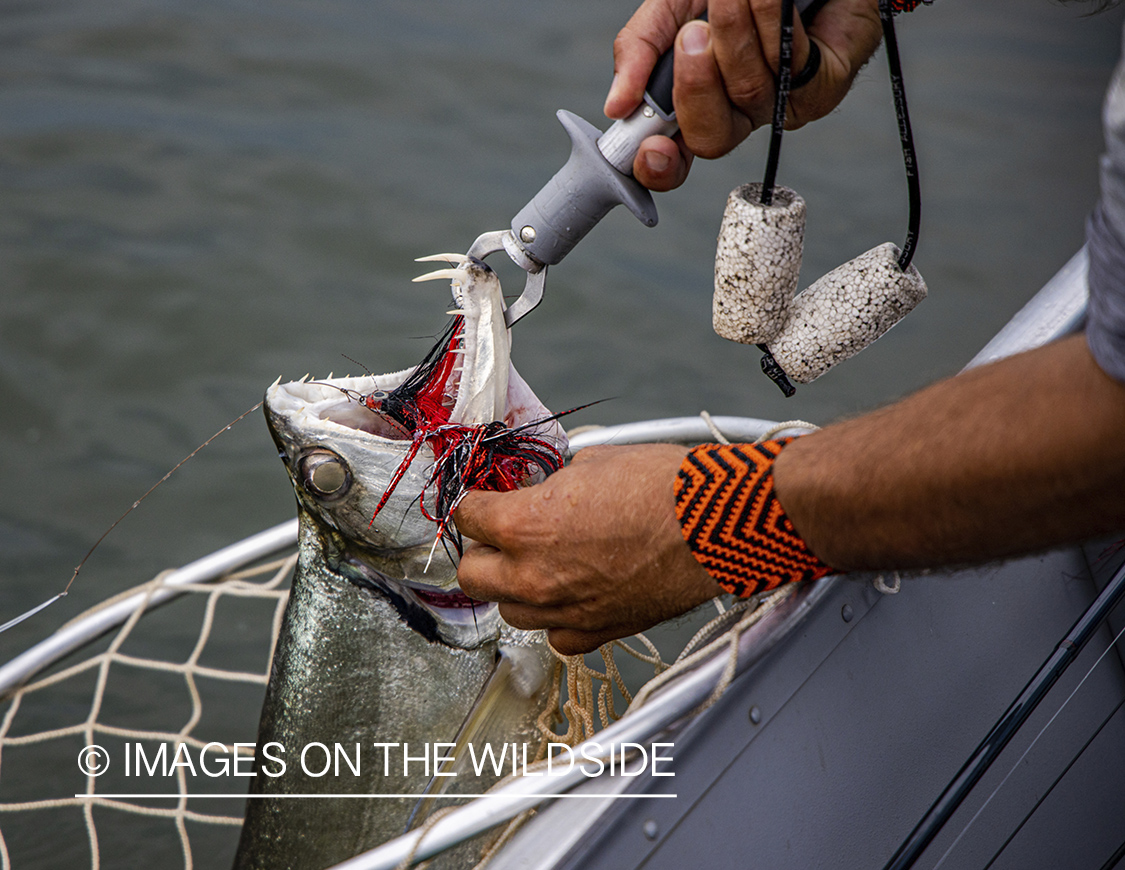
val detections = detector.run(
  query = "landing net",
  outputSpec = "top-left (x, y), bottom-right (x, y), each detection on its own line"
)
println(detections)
top-left (0, 547), bottom-right (796, 870)
top-left (0, 553), bottom-right (295, 869)
top-left (0, 413), bottom-right (814, 870)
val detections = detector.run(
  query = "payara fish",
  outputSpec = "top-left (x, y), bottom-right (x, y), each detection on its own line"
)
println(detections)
top-left (234, 256), bottom-right (564, 870)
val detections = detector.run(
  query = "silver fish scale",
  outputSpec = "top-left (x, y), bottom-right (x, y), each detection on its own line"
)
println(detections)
top-left (234, 514), bottom-right (548, 870)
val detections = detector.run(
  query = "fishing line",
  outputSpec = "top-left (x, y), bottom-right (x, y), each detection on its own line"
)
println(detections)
top-left (1098, 836), bottom-right (1125, 870)
top-left (0, 594), bottom-right (68, 635)
top-left (339, 353), bottom-right (378, 379)
top-left (0, 401), bottom-right (265, 636)
top-left (980, 692), bottom-right (1125, 870)
top-left (885, 562), bottom-right (1125, 870)
top-left (759, 0), bottom-right (919, 255)
top-left (930, 613), bottom-right (1125, 870)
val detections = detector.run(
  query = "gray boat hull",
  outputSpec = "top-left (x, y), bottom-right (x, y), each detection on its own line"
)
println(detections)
top-left (490, 543), bottom-right (1125, 869)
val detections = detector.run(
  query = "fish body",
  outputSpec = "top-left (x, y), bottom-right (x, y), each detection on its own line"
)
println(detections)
top-left (234, 259), bottom-right (562, 869)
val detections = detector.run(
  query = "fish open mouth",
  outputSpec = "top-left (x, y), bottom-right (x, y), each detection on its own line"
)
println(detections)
top-left (264, 257), bottom-right (566, 646)
top-left (268, 318), bottom-right (462, 444)
top-left (311, 318), bottom-right (466, 439)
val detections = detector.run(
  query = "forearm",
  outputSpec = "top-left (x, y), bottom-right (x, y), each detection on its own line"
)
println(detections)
top-left (774, 334), bottom-right (1125, 570)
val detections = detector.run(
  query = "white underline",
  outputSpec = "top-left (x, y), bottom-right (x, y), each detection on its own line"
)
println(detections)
top-left (77, 793), bottom-right (677, 800)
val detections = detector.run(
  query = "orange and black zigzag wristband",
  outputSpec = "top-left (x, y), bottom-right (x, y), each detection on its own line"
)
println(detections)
top-left (674, 439), bottom-right (835, 598)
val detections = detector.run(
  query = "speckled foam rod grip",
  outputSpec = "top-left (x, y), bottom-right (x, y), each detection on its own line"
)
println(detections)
top-left (768, 242), bottom-right (927, 384)
top-left (713, 183), bottom-right (805, 345)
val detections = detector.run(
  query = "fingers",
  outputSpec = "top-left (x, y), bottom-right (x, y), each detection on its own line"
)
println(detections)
top-left (548, 627), bottom-right (622, 657)
top-left (675, 1), bottom-right (813, 154)
top-left (606, 0), bottom-right (878, 187)
top-left (604, 0), bottom-right (701, 192)
top-left (456, 540), bottom-right (512, 602)
top-left (605, 0), bottom-right (705, 119)
top-left (503, 608), bottom-right (624, 657)
top-left (632, 134), bottom-right (694, 192)
top-left (789, 0), bottom-right (883, 127)
top-left (673, 19), bottom-right (755, 159)
top-left (744, 0), bottom-right (811, 85)
top-left (454, 489), bottom-right (529, 602)
top-left (609, 0), bottom-right (826, 176)
top-left (452, 489), bottom-right (511, 549)
top-left (455, 444), bottom-right (709, 652)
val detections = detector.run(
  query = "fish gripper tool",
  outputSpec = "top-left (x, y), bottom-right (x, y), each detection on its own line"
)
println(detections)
top-left (465, 0), bottom-right (824, 329)
top-left (465, 101), bottom-right (667, 328)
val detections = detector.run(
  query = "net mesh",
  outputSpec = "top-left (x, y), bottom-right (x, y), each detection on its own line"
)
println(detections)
top-left (0, 541), bottom-right (790, 869)
top-left (0, 553), bottom-right (295, 870)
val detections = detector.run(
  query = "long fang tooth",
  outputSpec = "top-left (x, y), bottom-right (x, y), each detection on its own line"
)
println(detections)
top-left (415, 253), bottom-right (470, 265)
top-left (445, 309), bottom-right (464, 315)
top-left (412, 267), bottom-right (465, 283)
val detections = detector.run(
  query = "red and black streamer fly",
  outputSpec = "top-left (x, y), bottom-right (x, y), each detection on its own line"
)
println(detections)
top-left (328, 318), bottom-right (574, 558)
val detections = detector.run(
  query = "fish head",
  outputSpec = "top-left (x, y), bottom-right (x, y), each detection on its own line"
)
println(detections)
top-left (264, 257), bottom-right (565, 648)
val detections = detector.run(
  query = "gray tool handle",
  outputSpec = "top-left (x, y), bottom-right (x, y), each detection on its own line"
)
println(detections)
top-left (510, 0), bottom-right (822, 269)
top-left (510, 110), bottom-right (657, 267)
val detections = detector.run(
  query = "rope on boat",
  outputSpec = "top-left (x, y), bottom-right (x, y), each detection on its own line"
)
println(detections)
top-left (753, 419), bottom-right (820, 443)
top-left (874, 572), bottom-right (902, 594)
top-left (419, 584), bottom-right (800, 870)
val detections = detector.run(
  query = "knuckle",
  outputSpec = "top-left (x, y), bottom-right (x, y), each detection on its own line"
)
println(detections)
top-left (681, 127), bottom-right (735, 160)
top-left (499, 604), bottom-right (536, 630)
top-left (611, 28), bottom-right (636, 55)
top-left (489, 510), bottom-right (519, 543)
top-left (613, 26), bottom-right (661, 70)
top-left (457, 571), bottom-right (482, 598)
top-left (611, 30), bottom-right (631, 64)
top-left (706, 2), bottom-right (744, 35)
top-left (693, 139), bottom-right (733, 161)
top-left (726, 76), bottom-right (774, 113)
top-left (521, 585), bottom-right (553, 608)
top-left (547, 630), bottom-right (584, 657)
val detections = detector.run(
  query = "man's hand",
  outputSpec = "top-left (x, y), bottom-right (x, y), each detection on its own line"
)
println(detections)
top-left (453, 444), bottom-right (723, 656)
top-left (605, 0), bottom-right (883, 191)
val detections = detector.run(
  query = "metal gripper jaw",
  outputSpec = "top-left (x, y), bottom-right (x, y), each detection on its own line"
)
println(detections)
top-left (466, 109), bottom-right (661, 328)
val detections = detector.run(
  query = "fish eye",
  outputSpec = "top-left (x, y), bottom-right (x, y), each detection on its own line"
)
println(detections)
top-left (368, 390), bottom-right (389, 401)
top-left (299, 450), bottom-right (351, 499)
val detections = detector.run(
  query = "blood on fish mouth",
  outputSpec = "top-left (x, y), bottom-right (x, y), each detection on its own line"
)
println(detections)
top-left (412, 587), bottom-right (483, 610)
top-left (314, 319), bottom-right (464, 438)
top-left (321, 316), bottom-right (565, 558)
